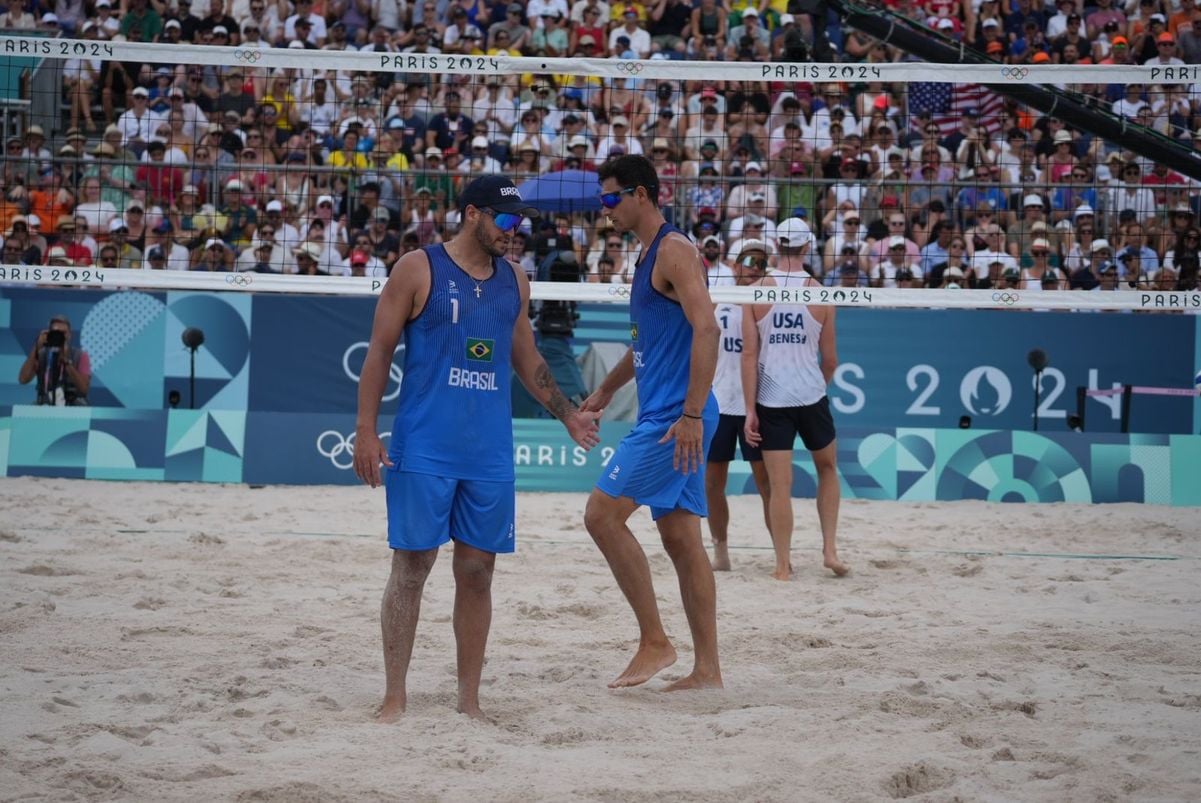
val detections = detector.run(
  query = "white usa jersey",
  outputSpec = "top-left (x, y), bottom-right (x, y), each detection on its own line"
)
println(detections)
top-left (713, 303), bottom-right (746, 415)
top-left (756, 303), bottom-right (827, 407)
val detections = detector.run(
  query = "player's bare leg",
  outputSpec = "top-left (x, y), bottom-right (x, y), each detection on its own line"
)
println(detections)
top-left (749, 457), bottom-right (771, 535)
top-left (656, 509), bottom-right (723, 691)
top-left (452, 542), bottom-right (497, 719)
top-left (704, 461), bottom-right (732, 571)
top-left (584, 490), bottom-right (677, 688)
top-left (761, 450), bottom-right (797, 580)
top-left (378, 548), bottom-right (438, 722)
top-left (812, 441), bottom-right (849, 577)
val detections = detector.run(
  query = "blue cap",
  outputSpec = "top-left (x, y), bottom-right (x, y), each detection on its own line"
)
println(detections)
top-left (458, 175), bottom-right (540, 217)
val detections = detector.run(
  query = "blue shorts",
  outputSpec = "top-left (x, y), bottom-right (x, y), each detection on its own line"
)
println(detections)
top-left (385, 469), bottom-right (515, 554)
top-left (595, 410), bottom-right (718, 521)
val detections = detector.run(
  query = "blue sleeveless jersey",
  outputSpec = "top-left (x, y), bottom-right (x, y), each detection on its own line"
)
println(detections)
top-left (388, 245), bottom-right (521, 481)
top-left (629, 223), bottom-right (718, 421)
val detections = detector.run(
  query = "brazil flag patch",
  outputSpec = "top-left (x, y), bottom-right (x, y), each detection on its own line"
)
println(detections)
top-left (466, 337), bottom-right (494, 362)
top-left (630, 323), bottom-right (639, 341)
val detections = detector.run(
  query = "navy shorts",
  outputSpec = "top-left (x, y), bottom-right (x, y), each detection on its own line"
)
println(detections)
top-left (707, 413), bottom-right (763, 463)
top-left (757, 397), bottom-right (837, 452)
top-left (595, 409), bottom-right (718, 521)
top-left (385, 469), bottom-right (515, 554)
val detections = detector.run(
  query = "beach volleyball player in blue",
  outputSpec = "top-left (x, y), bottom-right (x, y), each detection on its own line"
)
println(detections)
top-left (581, 155), bottom-right (723, 691)
top-left (353, 175), bottom-right (600, 722)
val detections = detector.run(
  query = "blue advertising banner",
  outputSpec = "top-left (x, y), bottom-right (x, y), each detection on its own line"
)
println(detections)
top-left (829, 309), bottom-right (1197, 435)
top-left (245, 295), bottom-right (398, 416)
top-left (2, 289), bottom-right (1196, 434)
top-left (0, 287), bottom-right (251, 410)
top-left (4, 408), bottom-right (1199, 505)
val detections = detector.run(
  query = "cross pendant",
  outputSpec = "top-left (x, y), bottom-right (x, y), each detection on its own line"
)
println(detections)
top-left (474, 285), bottom-right (482, 298)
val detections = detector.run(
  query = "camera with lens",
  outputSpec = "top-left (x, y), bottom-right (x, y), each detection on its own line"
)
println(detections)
top-left (46, 330), bottom-right (66, 348)
top-left (534, 250), bottom-right (583, 336)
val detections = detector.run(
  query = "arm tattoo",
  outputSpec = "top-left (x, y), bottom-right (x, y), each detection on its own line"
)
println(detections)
top-left (534, 363), bottom-right (577, 421)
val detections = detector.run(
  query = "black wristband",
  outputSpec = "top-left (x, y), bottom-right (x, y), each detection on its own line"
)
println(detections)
top-left (681, 412), bottom-right (702, 420)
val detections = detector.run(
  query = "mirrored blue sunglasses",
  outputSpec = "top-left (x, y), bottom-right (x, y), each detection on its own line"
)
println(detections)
top-left (599, 186), bottom-right (637, 209)
top-left (480, 207), bottom-right (523, 232)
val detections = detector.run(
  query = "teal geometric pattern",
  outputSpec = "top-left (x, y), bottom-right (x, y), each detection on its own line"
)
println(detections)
top-left (163, 292), bottom-right (252, 411)
top-left (164, 410), bottom-right (246, 482)
top-left (5, 406), bottom-right (167, 480)
top-left (0, 410), bottom-right (1197, 504)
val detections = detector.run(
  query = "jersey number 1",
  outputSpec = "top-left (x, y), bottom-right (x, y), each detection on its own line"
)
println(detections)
top-left (450, 297), bottom-right (460, 324)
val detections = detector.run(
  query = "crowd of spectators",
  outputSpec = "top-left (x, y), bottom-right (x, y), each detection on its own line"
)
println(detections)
top-left (1, 0), bottom-right (1200, 291)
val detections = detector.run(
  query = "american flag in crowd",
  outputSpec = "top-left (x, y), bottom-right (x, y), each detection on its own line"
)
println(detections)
top-left (908, 83), bottom-right (1005, 136)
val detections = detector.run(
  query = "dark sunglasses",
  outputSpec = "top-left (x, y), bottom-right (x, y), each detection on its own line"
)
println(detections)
top-left (479, 207), bottom-right (523, 232)
top-left (740, 255), bottom-right (768, 269)
top-left (599, 186), bottom-right (637, 209)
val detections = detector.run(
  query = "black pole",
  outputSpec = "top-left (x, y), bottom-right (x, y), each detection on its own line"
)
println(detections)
top-left (189, 349), bottom-right (196, 410)
top-left (1033, 369), bottom-right (1042, 432)
top-left (832, 0), bottom-right (1201, 182)
top-left (1120, 384), bottom-right (1133, 434)
top-left (1075, 386), bottom-right (1087, 432)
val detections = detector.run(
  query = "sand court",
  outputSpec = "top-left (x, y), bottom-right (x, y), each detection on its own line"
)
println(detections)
top-left (1, 476), bottom-right (1199, 801)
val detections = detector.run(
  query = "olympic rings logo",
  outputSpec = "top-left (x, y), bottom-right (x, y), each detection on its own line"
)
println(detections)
top-left (607, 286), bottom-right (631, 298)
top-left (343, 341), bottom-right (405, 401)
top-left (992, 291), bottom-right (1021, 305)
top-left (616, 62), bottom-right (644, 75)
top-left (226, 274), bottom-right (254, 287)
top-left (316, 430), bottom-right (391, 469)
top-left (1000, 67), bottom-right (1029, 80)
top-left (234, 49), bottom-right (263, 63)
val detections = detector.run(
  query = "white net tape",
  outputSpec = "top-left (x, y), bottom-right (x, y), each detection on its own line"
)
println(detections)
top-left (5, 265), bottom-right (1200, 310)
top-left (4, 36), bottom-right (1200, 85)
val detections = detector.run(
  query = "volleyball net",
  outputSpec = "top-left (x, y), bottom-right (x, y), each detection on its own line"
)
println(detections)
top-left (2, 35), bottom-right (1201, 312)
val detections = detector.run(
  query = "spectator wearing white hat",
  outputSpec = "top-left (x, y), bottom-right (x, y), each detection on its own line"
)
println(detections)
top-left (725, 160), bottom-right (779, 221)
top-left (699, 234), bottom-right (733, 286)
top-left (872, 235), bottom-right (923, 288)
top-left (726, 192), bottom-right (778, 244)
top-left (193, 238), bottom-right (232, 271)
top-left (468, 135), bottom-right (506, 174)
top-left (260, 198), bottom-right (302, 252)
top-left (1008, 193), bottom-right (1049, 258)
top-left (116, 87), bottom-right (164, 150)
top-left (594, 114), bottom-right (643, 162)
top-left (293, 241), bottom-right (327, 274)
top-left (726, 6), bottom-right (769, 60)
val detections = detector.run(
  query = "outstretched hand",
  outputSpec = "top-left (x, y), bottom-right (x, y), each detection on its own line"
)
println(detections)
top-left (353, 427), bottom-right (393, 488)
top-left (660, 415), bottom-right (705, 474)
top-left (565, 408), bottom-right (603, 450)
top-left (579, 387), bottom-right (612, 415)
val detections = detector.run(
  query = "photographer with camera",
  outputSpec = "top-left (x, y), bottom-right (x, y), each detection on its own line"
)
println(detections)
top-left (531, 248), bottom-right (587, 403)
top-left (18, 314), bottom-right (91, 406)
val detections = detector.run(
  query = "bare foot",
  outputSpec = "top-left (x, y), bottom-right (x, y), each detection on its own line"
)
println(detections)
top-left (609, 641), bottom-right (677, 688)
top-left (771, 562), bottom-right (793, 581)
top-left (824, 553), bottom-right (850, 577)
top-left (376, 695), bottom-right (405, 723)
top-left (457, 703), bottom-right (490, 722)
top-left (711, 541), bottom-right (731, 571)
top-left (662, 672), bottom-right (723, 692)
